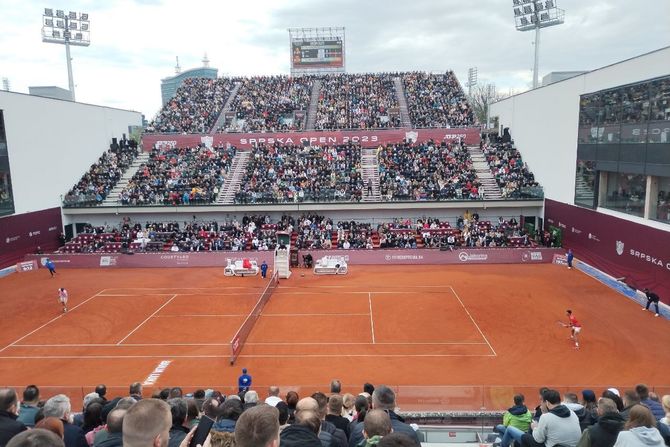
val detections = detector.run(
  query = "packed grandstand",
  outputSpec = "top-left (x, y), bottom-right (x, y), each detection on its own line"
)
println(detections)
top-left (144, 72), bottom-right (475, 134)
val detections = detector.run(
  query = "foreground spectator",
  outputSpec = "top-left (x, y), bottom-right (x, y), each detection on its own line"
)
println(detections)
top-left (377, 432), bottom-right (421, 447)
top-left (280, 409), bottom-right (321, 447)
top-left (43, 394), bottom-right (87, 447)
top-left (6, 429), bottom-right (64, 447)
top-left (0, 389), bottom-right (27, 446)
top-left (168, 398), bottom-right (190, 447)
top-left (122, 399), bottom-right (171, 447)
top-left (494, 394), bottom-right (532, 447)
top-left (326, 394), bottom-right (351, 438)
top-left (613, 405), bottom-right (665, 446)
top-left (361, 409), bottom-right (393, 446)
top-left (234, 404), bottom-right (280, 447)
top-left (576, 397), bottom-right (623, 447)
top-left (94, 409), bottom-right (125, 447)
top-left (519, 389), bottom-right (581, 447)
top-left (17, 385), bottom-right (40, 428)
top-left (302, 395), bottom-right (346, 447)
top-left (349, 386), bottom-right (420, 447)
top-left (636, 384), bottom-right (665, 421)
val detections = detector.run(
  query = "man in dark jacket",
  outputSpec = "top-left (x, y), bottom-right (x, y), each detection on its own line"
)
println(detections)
top-left (349, 386), bottom-right (421, 447)
top-left (0, 388), bottom-right (27, 447)
top-left (635, 384), bottom-right (665, 421)
top-left (576, 397), bottom-right (624, 447)
top-left (280, 409), bottom-right (322, 447)
top-left (17, 385), bottom-right (40, 428)
top-left (42, 394), bottom-right (88, 447)
top-left (167, 398), bottom-right (190, 447)
top-left (95, 409), bottom-right (125, 447)
top-left (311, 393), bottom-right (347, 447)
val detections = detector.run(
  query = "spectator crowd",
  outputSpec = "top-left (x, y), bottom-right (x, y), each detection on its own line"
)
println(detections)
top-left (146, 78), bottom-right (236, 134)
top-left (63, 139), bottom-right (138, 207)
top-left (119, 145), bottom-right (236, 206)
top-left (481, 142), bottom-right (541, 199)
top-left (224, 76), bottom-right (313, 133)
top-left (402, 71), bottom-right (475, 128)
top-left (235, 143), bottom-right (363, 204)
top-left (315, 73), bottom-right (401, 130)
top-left (378, 140), bottom-right (481, 201)
top-left (2, 380), bottom-right (669, 447)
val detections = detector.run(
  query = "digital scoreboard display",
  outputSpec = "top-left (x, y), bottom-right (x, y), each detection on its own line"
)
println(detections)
top-left (291, 39), bottom-right (344, 69)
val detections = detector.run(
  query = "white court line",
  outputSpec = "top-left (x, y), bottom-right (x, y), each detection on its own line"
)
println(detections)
top-left (449, 286), bottom-right (497, 356)
top-left (368, 292), bottom-right (376, 344)
top-left (99, 293), bottom-right (260, 297)
top-left (0, 289), bottom-right (108, 354)
top-left (116, 295), bottom-right (176, 345)
top-left (154, 314), bottom-right (247, 318)
top-left (12, 341), bottom-right (488, 347)
top-left (279, 285), bottom-right (454, 289)
top-left (153, 313), bottom-right (370, 318)
top-left (0, 354), bottom-right (496, 359)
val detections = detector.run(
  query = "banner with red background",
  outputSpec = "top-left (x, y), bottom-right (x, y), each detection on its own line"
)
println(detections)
top-left (0, 207), bottom-right (62, 268)
top-left (545, 199), bottom-right (670, 303)
top-left (142, 128), bottom-right (481, 150)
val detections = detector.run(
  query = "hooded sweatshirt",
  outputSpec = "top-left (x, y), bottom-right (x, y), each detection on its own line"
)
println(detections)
top-left (533, 404), bottom-right (582, 447)
top-left (577, 411), bottom-right (625, 447)
top-left (614, 426), bottom-right (665, 447)
top-left (503, 404), bottom-right (533, 432)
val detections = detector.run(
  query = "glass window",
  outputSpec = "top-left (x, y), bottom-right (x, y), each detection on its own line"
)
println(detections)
top-left (622, 83), bottom-right (650, 124)
top-left (603, 172), bottom-right (646, 217)
top-left (620, 123), bottom-right (648, 144)
top-left (0, 111), bottom-right (15, 216)
top-left (575, 159), bottom-right (597, 208)
top-left (652, 177), bottom-right (670, 224)
top-left (650, 78), bottom-right (670, 122)
top-left (602, 90), bottom-right (621, 124)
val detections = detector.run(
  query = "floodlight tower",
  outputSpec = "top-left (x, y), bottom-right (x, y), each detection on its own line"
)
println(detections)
top-left (467, 67), bottom-right (478, 96)
top-left (41, 8), bottom-right (90, 101)
top-left (512, 0), bottom-right (564, 89)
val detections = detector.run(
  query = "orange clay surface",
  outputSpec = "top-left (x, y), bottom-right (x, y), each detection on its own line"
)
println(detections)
top-left (0, 264), bottom-right (668, 411)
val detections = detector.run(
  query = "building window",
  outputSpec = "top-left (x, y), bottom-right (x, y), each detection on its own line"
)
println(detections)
top-left (653, 177), bottom-right (670, 224)
top-left (603, 172), bottom-right (646, 217)
top-left (575, 159), bottom-right (597, 208)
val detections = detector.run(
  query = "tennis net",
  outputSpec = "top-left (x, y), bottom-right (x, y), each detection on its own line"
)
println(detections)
top-left (229, 271), bottom-right (279, 365)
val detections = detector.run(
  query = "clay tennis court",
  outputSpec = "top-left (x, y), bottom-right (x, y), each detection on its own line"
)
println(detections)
top-left (0, 263), bottom-right (668, 411)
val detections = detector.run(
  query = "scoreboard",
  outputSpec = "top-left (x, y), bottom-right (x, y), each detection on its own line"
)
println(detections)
top-left (291, 39), bottom-right (344, 69)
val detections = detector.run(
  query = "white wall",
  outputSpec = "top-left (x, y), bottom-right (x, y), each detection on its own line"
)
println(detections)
top-left (490, 46), bottom-right (670, 206)
top-left (0, 92), bottom-right (142, 214)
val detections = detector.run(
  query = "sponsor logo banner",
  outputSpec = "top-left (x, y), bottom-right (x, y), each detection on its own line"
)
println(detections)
top-left (545, 199), bottom-right (670, 304)
top-left (143, 128), bottom-right (482, 149)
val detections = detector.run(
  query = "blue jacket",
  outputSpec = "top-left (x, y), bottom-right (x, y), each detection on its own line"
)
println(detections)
top-left (238, 374), bottom-right (252, 392)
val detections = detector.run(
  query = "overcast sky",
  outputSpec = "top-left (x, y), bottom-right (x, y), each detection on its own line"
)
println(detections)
top-left (1, 0), bottom-right (668, 119)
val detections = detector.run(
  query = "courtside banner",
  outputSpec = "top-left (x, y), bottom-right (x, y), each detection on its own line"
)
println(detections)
top-left (24, 253), bottom-right (275, 269)
top-left (545, 199), bottom-right (670, 303)
top-left (24, 248), bottom-right (560, 269)
top-left (142, 128), bottom-right (481, 150)
top-left (0, 207), bottom-right (62, 268)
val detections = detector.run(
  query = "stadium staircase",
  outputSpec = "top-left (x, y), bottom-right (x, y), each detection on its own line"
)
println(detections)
top-left (393, 77), bottom-right (412, 128)
top-left (214, 150), bottom-right (251, 204)
top-left (466, 146), bottom-right (503, 200)
top-left (304, 79), bottom-right (322, 131)
top-left (210, 81), bottom-right (242, 133)
top-left (102, 151), bottom-right (151, 205)
top-left (361, 148), bottom-right (382, 202)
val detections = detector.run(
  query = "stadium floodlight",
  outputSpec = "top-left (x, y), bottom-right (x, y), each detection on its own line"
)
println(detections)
top-left (512, 0), bottom-right (565, 89)
top-left (42, 7), bottom-right (90, 102)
